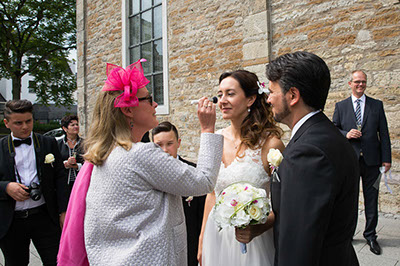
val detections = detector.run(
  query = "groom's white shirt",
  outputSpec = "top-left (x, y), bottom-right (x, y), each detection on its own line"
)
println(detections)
top-left (290, 110), bottom-right (320, 140)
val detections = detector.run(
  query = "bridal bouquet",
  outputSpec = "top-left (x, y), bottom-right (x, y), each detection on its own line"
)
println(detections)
top-left (212, 182), bottom-right (270, 254)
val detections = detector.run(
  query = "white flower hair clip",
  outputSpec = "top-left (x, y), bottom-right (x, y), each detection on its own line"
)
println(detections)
top-left (257, 81), bottom-right (270, 95)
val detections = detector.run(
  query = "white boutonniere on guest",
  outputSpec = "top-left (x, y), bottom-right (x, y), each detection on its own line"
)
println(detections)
top-left (45, 153), bottom-right (55, 167)
top-left (267, 148), bottom-right (283, 182)
top-left (185, 196), bottom-right (194, 207)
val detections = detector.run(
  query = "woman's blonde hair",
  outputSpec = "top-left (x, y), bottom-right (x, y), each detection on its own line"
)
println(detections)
top-left (83, 90), bottom-right (133, 165)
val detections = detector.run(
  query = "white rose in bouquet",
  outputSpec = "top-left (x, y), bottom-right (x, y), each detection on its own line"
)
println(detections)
top-left (249, 205), bottom-right (263, 221)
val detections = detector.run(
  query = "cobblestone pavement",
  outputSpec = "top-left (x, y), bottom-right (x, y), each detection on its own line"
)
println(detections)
top-left (1, 212), bottom-right (399, 266)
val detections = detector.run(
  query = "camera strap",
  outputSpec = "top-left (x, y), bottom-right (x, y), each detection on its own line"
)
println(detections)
top-left (7, 134), bottom-right (40, 185)
top-left (15, 167), bottom-right (23, 184)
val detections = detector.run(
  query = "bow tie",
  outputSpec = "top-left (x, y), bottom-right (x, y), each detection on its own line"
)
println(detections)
top-left (13, 138), bottom-right (32, 147)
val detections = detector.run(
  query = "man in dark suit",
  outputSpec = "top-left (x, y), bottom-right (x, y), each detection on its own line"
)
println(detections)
top-left (152, 121), bottom-right (206, 266)
top-left (235, 51), bottom-right (359, 266)
top-left (333, 70), bottom-right (391, 255)
top-left (0, 100), bottom-right (68, 265)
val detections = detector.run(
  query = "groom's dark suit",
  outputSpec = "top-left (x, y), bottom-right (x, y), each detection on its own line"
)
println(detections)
top-left (332, 95), bottom-right (391, 241)
top-left (271, 112), bottom-right (359, 266)
top-left (0, 133), bottom-right (68, 264)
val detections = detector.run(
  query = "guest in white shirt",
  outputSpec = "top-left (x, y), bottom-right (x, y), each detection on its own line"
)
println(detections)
top-left (333, 70), bottom-right (391, 255)
top-left (0, 99), bottom-right (68, 265)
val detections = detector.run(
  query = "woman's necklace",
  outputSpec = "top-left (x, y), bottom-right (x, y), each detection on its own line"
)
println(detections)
top-left (67, 137), bottom-right (77, 145)
top-left (233, 139), bottom-right (241, 149)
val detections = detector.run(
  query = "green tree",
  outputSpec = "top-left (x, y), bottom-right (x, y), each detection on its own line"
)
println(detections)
top-left (0, 0), bottom-right (76, 106)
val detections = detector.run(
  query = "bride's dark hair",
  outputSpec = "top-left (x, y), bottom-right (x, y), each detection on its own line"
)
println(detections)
top-left (219, 70), bottom-right (283, 153)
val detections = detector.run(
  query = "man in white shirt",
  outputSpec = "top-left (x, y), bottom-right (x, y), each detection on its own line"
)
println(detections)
top-left (0, 100), bottom-right (68, 265)
top-left (333, 70), bottom-right (392, 255)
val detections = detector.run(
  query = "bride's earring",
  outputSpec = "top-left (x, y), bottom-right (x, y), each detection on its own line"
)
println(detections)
top-left (130, 121), bottom-right (134, 128)
top-left (248, 108), bottom-right (251, 113)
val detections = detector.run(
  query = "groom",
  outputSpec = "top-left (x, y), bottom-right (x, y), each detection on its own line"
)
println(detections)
top-left (236, 51), bottom-right (359, 266)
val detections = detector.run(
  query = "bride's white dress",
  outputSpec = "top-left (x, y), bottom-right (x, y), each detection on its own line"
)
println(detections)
top-left (202, 147), bottom-right (275, 266)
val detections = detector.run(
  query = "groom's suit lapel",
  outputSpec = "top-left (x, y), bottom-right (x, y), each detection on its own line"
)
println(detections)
top-left (278, 112), bottom-right (326, 186)
top-left (285, 112), bottom-right (325, 152)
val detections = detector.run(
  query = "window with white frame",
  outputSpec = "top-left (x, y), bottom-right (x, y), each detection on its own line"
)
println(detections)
top-left (127, 0), bottom-right (168, 114)
top-left (28, 80), bottom-right (35, 93)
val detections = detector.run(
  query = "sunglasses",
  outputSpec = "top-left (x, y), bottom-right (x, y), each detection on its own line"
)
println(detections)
top-left (138, 95), bottom-right (153, 105)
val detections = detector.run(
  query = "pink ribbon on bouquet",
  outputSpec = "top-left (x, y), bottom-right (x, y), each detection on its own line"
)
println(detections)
top-left (102, 59), bottom-right (150, 108)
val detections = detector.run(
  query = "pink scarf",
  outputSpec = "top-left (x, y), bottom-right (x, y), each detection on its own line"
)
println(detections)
top-left (57, 162), bottom-right (94, 266)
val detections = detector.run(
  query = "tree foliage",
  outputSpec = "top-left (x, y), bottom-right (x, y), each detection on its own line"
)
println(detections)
top-left (0, 0), bottom-right (76, 106)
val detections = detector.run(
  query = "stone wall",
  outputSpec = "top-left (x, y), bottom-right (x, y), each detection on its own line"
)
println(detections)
top-left (77, 0), bottom-right (400, 212)
top-left (267, 0), bottom-right (400, 180)
top-left (76, 0), bottom-right (123, 131)
top-left (165, 0), bottom-right (400, 183)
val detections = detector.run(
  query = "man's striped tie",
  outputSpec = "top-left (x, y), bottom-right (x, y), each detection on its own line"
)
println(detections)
top-left (355, 98), bottom-right (362, 126)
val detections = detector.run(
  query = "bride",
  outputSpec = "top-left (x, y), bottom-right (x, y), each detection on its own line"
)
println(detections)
top-left (198, 70), bottom-right (285, 265)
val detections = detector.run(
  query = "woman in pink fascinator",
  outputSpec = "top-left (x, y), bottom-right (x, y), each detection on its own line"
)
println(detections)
top-left (57, 59), bottom-right (223, 265)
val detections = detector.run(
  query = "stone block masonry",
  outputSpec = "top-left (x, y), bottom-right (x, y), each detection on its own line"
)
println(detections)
top-left (77, 0), bottom-right (399, 213)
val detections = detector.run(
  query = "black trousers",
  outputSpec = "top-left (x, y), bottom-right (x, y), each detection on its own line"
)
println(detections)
top-left (0, 205), bottom-right (61, 266)
top-left (359, 156), bottom-right (380, 241)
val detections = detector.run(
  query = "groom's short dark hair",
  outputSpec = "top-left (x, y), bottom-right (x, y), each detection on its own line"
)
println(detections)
top-left (266, 51), bottom-right (331, 111)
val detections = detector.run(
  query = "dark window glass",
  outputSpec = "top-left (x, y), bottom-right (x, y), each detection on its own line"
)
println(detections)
top-left (154, 74), bottom-right (163, 105)
top-left (129, 0), bottom-right (164, 106)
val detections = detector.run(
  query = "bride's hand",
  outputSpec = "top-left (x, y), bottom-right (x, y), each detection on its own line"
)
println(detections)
top-left (235, 211), bottom-right (275, 243)
top-left (235, 225), bottom-right (256, 244)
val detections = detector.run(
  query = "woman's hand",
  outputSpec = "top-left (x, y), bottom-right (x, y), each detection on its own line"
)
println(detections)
top-left (68, 157), bottom-right (77, 165)
top-left (64, 157), bottom-right (78, 169)
top-left (197, 97), bottom-right (216, 133)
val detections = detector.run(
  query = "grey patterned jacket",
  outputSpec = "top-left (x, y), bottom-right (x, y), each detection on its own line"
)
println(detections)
top-left (84, 133), bottom-right (223, 265)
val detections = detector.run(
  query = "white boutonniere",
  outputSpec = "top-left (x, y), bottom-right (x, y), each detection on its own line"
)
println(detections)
top-left (267, 148), bottom-right (283, 182)
top-left (44, 153), bottom-right (55, 167)
top-left (186, 196), bottom-right (194, 207)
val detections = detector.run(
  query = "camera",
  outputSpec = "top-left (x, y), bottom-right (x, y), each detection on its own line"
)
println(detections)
top-left (25, 182), bottom-right (42, 201)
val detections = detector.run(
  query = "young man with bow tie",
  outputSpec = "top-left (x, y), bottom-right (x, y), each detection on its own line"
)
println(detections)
top-left (0, 100), bottom-right (68, 265)
top-left (151, 121), bottom-right (206, 266)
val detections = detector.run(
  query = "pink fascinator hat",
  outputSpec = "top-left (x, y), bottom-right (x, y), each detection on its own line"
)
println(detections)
top-left (102, 59), bottom-right (150, 108)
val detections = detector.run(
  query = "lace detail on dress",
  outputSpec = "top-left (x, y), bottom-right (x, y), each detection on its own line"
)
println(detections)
top-left (215, 147), bottom-right (270, 195)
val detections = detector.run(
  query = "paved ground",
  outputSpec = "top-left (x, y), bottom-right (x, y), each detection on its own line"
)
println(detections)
top-left (1, 212), bottom-right (399, 266)
top-left (354, 211), bottom-right (400, 266)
